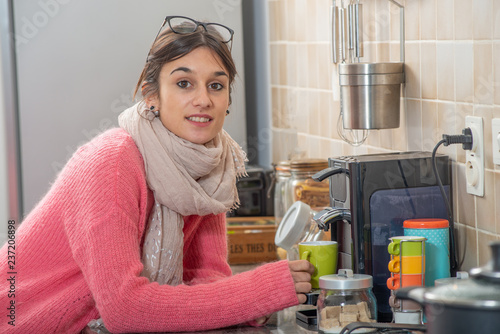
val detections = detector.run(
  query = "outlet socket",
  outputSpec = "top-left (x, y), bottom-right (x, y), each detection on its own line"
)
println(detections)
top-left (492, 118), bottom-right (500, 165)
top-left (465, 116), bottom-right (484, 196)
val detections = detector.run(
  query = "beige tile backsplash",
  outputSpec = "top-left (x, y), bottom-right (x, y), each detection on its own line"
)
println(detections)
top-left (420, 0), bottom-right (437, 41)
top-left (437, 43), bottom-right (455, 101)
top-left (436, 0), bottom-right (454, 40)
top-left (268, 0), bottom-right (500, 271)
top-left (454, 42), bottom-right (474, 103)
top-left (473, 0), bottom-right (493, 40)
top-left (420, 42), bottom-right (437, 100)
top-left (455, 0), bottom-right (473, 40)
top-left (474, 43), bottom-right (493, 105)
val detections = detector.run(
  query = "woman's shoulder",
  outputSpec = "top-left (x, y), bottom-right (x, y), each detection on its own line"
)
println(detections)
top-left (77, 128), bottom-right (140, 161)
top-left (52, 128), bottom-right (151, 241)
top-left (62, 128), bottom-right (145, 180)
top-left (53, 128), bottom-right (149, 208)
top-left (86, 127), bottom-right (135, 151)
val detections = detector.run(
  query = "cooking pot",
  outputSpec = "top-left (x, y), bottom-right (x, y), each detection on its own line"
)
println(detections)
top-left (396, 241), bottom-right (500, 334)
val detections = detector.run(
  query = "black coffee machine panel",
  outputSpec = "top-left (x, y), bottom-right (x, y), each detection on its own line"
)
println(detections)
top-left (314, 152), bottom-right (452, 322)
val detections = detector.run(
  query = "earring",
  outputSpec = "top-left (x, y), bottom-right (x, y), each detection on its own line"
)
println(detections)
top-left (226, 110), bottom-right (230, 116)
top-left (150, 105), bottom-right (159, 117)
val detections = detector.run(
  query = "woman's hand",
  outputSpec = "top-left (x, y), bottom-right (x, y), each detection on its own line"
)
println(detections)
top-left (248, 260), bottom-right (314, 326)
top-left (253, 315), bottom-right (271, 325)
top-left (288, 260), bottom-right (314, 304)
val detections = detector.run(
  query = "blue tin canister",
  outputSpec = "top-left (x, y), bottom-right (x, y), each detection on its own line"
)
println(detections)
top-left (404, 218), bottom-right (450, 287)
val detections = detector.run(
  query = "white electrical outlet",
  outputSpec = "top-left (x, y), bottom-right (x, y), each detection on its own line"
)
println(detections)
top-left (493, 119), bottom-right (500, 165)
top-left (465, 116), bottom-right (484, 196)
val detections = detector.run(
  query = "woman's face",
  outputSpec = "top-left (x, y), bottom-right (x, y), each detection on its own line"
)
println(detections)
top-left (146, 47), bottom-right (230, 145)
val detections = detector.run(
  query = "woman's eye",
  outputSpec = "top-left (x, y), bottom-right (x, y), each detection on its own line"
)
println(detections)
top-left (177, 81), bottom-right (191, 88)
top-left (209, 83), bottom-right (223, 90)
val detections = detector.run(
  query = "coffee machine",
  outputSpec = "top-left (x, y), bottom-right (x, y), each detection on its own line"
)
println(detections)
top-left (312, 152), bottom-right (453, 322)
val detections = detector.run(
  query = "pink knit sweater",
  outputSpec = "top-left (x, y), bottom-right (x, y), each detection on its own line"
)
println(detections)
top-left (0, 129), bottom-right (299, 333)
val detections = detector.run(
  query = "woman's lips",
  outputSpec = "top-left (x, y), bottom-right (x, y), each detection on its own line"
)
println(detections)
top-left (186, 115), bottom-right (213, 127)
top-left (186, 116), bottom-right (211, 123)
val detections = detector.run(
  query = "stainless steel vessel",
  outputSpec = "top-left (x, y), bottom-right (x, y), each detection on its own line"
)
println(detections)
top-left (339, 62), bottom-right (405, 129)
top-left (332, 0), bottom-right (406, 131)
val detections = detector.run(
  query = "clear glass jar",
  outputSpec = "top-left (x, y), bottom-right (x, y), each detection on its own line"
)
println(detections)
top-left (274, 201), bottom-right (326, 261)
top-left (273, 160), bottom-right (292, 227)
top-left (289, 159), bottom-right (330, 211)
top-left (273, 161), bottom-right (292, 260)
top-left (317, 269), bottom-right (377, 334)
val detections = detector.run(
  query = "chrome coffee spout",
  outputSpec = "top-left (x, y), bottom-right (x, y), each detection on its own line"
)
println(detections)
top-left (313, 207), bottom-right (351, 231)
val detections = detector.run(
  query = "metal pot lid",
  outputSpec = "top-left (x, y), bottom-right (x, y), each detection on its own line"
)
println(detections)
top-left (319, 269), bottom-right (373, 290)
top-left (424, 242), bottom-right (500, 309)
top-left (470, 241), bottom-right (500, 283)
top-left (423, 279), bottom-right (500, 309)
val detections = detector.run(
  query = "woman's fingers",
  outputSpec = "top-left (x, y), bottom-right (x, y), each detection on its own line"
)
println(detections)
top-left (288, 260), bottom-right (315, 304)
top-left (296, 293), bottom-right (307, 304)
top-left (288, 260), bottom-right (315, 274)
top-left (290, 270), bottom-right (312, 283)
top-left (295, 281), bottom-right (312, 294)
top-left (295, 282), bottom-right (312, 304)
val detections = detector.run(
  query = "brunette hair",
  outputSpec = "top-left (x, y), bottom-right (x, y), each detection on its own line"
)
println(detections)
top-left (134, 26), bottom-right (237, 104)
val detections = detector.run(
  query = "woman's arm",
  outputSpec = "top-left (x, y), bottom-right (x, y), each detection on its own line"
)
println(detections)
top-left (69, 209), bottom-right (298, 333)
top-left (62, 131), bottom-right (300, 333)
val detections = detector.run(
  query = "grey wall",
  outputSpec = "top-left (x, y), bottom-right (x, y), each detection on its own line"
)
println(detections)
top-left (242, 0), bottom-right (272, 168)
top-left (0, 0), bottom-right (21, 243)
top-left (0, 25), bottom-right (9, 245)
top-left (12, 0), bottom-right (247, 216)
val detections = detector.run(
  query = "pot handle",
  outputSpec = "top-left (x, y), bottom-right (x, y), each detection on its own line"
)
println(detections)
top-left (394, 286), bottom-right (426, 308)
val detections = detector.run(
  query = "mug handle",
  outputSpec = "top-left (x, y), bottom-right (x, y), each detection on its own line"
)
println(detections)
top-left (388, 258), bottom-right (400, 273)
top-left (301, 250), bottom-right (311, 261)
top-left (388, 242), bottom-right (400, 256)
top-left (387, 275), bottom-right (400, 290)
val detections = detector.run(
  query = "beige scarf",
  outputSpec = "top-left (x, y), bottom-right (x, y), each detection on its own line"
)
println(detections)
top-left (118, 101), bottom-right (246, 285)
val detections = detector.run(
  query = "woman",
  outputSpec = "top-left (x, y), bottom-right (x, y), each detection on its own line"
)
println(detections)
top-left (0, 16), bottom-right (313, 333)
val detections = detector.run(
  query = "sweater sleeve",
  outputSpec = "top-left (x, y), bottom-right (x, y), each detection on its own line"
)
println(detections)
top-left (62, 131), bottom-right (299, 333)
top-left (182, 213), bottom-right (232, 285)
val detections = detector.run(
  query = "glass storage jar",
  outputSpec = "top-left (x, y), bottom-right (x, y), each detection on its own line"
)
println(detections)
top-left (273, 160), bottom-right (292, 260)
top-left (289, 159), bottom-right (330, 211)
top-left (273, 160), bottom-right (293, 227)
top-left (274, 201), bottom-right (326, 261)
top-left (317, 269), bottom-right (377, 334)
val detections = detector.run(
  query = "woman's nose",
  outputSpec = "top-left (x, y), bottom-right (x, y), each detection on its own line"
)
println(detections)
top-left (192, 87), bottom-right (212, 108)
